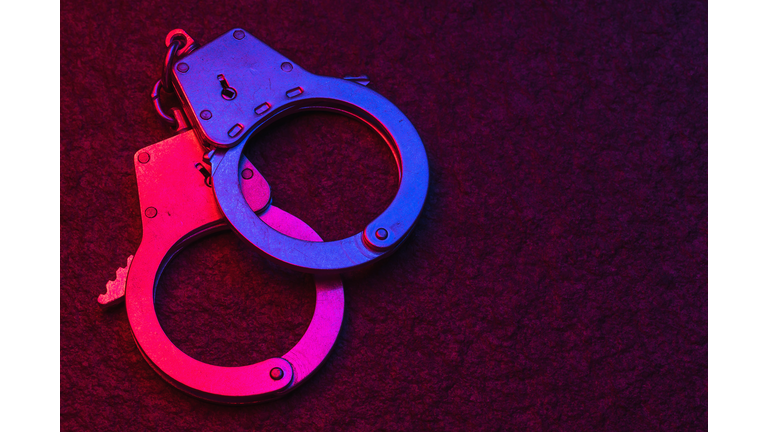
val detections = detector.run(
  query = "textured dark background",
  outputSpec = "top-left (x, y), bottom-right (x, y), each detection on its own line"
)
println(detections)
top-left (60, 0), bottom-right (707, 430)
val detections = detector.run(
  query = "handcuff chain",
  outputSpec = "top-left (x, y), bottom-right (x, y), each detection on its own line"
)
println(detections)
top-left (152, 35), bottom-right (199, 125)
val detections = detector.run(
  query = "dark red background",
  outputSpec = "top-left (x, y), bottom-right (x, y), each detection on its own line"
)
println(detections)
top-left (61, 1), bottom-right (707, 430)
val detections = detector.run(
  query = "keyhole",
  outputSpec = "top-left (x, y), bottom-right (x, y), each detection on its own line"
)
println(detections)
top-left (222, 88), bottom-right (236, 100)
top-left (217, 74), bottom-right (237, 100)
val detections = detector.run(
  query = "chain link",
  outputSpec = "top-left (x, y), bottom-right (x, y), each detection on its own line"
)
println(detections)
top-left (152, 34), bottom-right (199, 126)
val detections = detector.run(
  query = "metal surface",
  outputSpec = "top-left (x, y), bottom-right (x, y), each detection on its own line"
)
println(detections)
top-left (98, 255), bottom-right (133, 308)
top-left (151, 30), bottom-right (201, 126)
top-left (164, 29), bottom-right (198, 57)
top-left (162, 39), bottom-right (182, 90)
top-left (122, 130), bottom-right (344, 403)
top-left (343, 75), bottom-right (370, 86)
top-left (239, 157), bottom-right (271, 213)
top-left (151, 80), bottom-right (176, 124)
top-left (99, 27), bottom-right (429, 402)
top-left (173, 28), bottom-right (429, 274)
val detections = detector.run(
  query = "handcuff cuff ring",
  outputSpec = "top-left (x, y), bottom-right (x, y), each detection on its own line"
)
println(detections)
top-left (172, 28), bottom-right (430, 275)
top-left (125, 131), bottom-right (344, 403)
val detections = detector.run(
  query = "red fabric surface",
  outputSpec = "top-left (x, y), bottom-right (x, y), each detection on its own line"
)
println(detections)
top-left (61, 1), bottom-right (707, 430)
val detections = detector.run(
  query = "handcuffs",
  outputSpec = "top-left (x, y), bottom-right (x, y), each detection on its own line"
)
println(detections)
top-left (99, 28), bottom-right (428, 404)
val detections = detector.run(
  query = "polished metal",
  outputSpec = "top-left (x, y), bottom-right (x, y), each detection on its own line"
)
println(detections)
top-left (343, 75), bottom-right (370, 86)
top-left (172, 28), bottom-right (429, 274)
top-left (98, 255), bottom-right (133, 308)
top-left (162, 38), bottom-right (182, 90)
top-left (151, 29), bottom-right (201, 126)
top-left (108, 130), bottom-right (343, 404)
top-left (163, 29), bottom-right (198, 58)
top-left (151, 79), bottom-right (176, 124)
top-left (101, 27), bottom-right (428, 403)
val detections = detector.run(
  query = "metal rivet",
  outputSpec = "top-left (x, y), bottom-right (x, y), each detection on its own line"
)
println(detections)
top-left (138, 152), bottom-right (150, 164)
top-left (200, 110), bottom-right (212, 120)
top-left (145, 207), bottom-right (158, 218)
top-left (233, 30), bottom-right (245, 40)
top-left (286, 87), bottom-right (303, 98)
top-left (270, 367), bottom-right (284, 380)
top-left (281, 62), bottom-right (293, 72)
top-left (254, 102), bottom-right (270, 115)
top-left (241, 168), bottom-right (254, 179)
top-left (176, 62), bottom-right (189, 73)
top-left (375, 228), bottom-right (388, 240)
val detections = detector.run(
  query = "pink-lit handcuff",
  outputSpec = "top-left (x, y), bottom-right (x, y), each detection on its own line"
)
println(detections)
top-left (99, 28), bottom-right (428, 404)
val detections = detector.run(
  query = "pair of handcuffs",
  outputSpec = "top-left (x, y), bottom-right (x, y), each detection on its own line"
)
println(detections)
top-left (98, 28), bottom-right (428, 404)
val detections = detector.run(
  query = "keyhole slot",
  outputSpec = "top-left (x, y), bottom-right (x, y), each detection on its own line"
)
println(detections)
top-left (217, 74), bottom-right (237, 100)
top-left (221, 87), bottom-right (237, 100)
